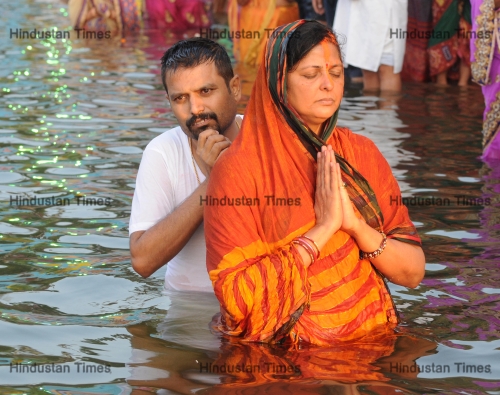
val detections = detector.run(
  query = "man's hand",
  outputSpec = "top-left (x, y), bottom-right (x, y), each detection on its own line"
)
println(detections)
top-left (195, 129), bottom-right (231, 176)
top-left (312, 0), bottom-right (325, 15)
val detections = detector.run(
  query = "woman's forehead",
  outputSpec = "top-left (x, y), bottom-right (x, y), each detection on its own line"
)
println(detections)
top-left (293, 43), bottom-right (342, 69)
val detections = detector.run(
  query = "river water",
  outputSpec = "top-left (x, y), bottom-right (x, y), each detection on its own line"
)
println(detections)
top-left (1, 1), bottom-right (500, 394)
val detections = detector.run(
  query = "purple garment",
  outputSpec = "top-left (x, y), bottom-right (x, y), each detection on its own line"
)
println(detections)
top-left (470, 0), bottom-right (500, 161)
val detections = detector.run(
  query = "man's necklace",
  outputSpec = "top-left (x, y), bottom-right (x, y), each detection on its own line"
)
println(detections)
top-left (190, 137), bottom-right (202, 186)
top-left (190, 116), bottom-right (241, 186)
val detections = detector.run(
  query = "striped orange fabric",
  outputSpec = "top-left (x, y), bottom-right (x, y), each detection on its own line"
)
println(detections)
top-left (205, 22), bottom-right (421, 346)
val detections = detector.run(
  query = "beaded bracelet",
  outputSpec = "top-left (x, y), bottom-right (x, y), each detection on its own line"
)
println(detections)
top-left (359, 232), bottom-right (387, 260)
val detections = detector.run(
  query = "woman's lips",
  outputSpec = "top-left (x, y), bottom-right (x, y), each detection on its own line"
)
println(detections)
top-left (317, 98), bottom-right (335, 104)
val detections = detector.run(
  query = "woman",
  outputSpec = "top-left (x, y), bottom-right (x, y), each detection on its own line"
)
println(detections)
top-left (145, 0), bottom-right (211, 32)
top-left (428, 0), bottom-right (472, 86)
top-left (470, 0), bottom-right (500, 160)
top-left (402, 0), bottom-right (433, 82)
top-left (205, 20), bottom-right (425, 346)
top-left (68, 0), bottom-right (142, 36)
top-left (228, 0), bottom-right (299, 66)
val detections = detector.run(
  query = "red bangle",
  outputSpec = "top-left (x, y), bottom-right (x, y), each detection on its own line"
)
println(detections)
top-left (292, 238), bottom-right (317, 265)
top-left (298, 235), bottom-right (320, 259)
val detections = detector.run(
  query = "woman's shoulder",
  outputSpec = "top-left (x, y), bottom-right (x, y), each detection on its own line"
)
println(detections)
top-left (208, 142), bottom-right (253, 188)
top-left (336, 126), bottom-right (382, 155)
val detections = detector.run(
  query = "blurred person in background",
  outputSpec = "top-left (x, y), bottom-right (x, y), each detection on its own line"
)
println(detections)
top-left (428, 0), bottom-right (472, 86)
top-left (401, 0), bottom-right (433, 82)
top-left (298, 0), bottom-right (327, 21)
top-left (145, 0), bottom-right (212, 32)
top-left (68, 0), bottom-right (142, 36)
top-left (470, 0), bottom-right (500, 160)
top-left (312, 0), bottom-right (337, 27)
top-left (68, 0), bottom-right (212, 36)
top-left (228, 0), bottom-right (300, 66)
top-left (333, 0), bottom-right (408, 91)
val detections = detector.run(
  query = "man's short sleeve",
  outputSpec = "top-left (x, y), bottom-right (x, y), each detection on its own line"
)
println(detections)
top-left (129, 147), bottom-right (176, 235)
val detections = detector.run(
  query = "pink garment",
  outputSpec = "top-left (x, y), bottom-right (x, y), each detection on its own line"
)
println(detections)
top-left (145, 0), bottom-right (211, 31)
top-left (470, 0), bottom-right (500, 162)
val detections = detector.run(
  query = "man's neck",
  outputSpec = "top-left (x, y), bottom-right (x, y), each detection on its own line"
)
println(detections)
top-left (224, 115), bottom-right (241, 142)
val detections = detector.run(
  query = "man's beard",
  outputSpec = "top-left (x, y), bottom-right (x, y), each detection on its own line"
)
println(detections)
top-left (186, 112), bottom-right (221, 140)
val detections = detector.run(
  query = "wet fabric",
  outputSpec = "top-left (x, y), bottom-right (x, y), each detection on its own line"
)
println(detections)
top-left (205, 20), bottom-right (421, 346)
top-left (470, 0), bottom-right (500, 159)
top-left (228, 0), bottom-right (300, 66)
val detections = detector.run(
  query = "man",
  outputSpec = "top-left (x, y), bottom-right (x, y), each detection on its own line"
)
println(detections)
top-left (129, 38), bottom-right (242, 292)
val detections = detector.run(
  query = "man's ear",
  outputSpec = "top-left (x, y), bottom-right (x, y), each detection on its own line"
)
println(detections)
top-left (230, 74), bottom-right (242, 102)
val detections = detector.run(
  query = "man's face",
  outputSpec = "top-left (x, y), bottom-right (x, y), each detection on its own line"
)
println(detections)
top-left (165, 62), bottom-right (239, 140)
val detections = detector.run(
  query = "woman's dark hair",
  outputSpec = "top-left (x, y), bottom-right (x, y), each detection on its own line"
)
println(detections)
top-left (160, 38), bottom-right (234, 93)
top-left (286, 21), bottom-right (343, 72)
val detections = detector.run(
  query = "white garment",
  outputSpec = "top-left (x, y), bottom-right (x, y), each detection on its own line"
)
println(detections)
top-left (129, 125), bottom-right (211, 292)
top-left (333, 0), bottom-right (408, 73)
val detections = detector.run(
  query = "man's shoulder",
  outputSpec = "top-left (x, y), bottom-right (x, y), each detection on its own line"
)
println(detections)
top-left (144, 125), bottom-right (187, 153)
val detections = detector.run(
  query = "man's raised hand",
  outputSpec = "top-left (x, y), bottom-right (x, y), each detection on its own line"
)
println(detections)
top-left (195, 129), bottom-right (231, 176)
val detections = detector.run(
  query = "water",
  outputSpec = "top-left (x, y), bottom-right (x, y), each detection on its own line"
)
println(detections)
top-left (1, 1), bottom-right (500, 394)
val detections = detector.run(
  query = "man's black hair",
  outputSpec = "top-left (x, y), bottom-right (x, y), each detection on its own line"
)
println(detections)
top-left (160, 38), bottom-right (234, 93)
top-left (286, 21), bottom-right (343, 72)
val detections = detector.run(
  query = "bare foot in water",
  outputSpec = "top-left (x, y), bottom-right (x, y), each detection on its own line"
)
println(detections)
top-left (436, 71), bottom-right (448, 86)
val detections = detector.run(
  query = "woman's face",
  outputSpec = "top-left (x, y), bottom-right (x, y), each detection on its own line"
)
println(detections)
top-left (286, 42), bottom-right (344, 134)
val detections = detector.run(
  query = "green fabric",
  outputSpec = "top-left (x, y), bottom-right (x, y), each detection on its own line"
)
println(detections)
top-left (429, 0), bottom-right (459, 47)
top-left (463, 0), bottom-right (472, 26)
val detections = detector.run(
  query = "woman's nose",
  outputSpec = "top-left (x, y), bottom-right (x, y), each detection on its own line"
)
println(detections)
top-left (320, 71), bottom-right (334, 90)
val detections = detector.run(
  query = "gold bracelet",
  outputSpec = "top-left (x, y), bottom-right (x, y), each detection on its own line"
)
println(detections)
top-left (359, 232), bottom-right (387, 260)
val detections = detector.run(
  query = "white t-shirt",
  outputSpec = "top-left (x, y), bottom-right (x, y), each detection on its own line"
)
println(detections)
top-left (129, 126), bottom-right (211, 292)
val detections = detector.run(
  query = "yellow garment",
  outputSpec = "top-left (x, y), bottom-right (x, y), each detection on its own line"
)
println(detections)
top-left (228, 0), bottom-right (300, 66)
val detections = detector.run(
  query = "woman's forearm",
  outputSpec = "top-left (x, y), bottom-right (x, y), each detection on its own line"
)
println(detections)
top-left (349, 219), bottom-right (425, 288)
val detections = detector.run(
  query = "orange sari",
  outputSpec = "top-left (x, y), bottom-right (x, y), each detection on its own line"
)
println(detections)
top-left (205, 21), bottom-right (421, 346)
top-left (228, 0), bottom-right (299, 66)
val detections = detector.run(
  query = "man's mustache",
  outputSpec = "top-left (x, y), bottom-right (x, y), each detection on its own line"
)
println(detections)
top-left (186, 113), bottom-right (219, 129)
